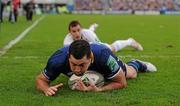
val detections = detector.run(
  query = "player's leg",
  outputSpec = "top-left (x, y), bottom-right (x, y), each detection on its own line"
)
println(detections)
top-left (125, 64), bottom-right (137, 79)
top-left (125, 59), bottom-right (157, 79)
top-left (111, 39), bottom-right (132, 52)
top-left (110, 38), bottom-right (143, 52)
top-left (89, 23), bottom-right (98, 32)
top-left (14, 9), bottom-right (18, 22)
top-left (128, 38), bottom-right (143, 51)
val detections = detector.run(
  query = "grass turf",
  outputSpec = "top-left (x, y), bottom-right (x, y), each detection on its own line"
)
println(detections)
top-left (0, 14), bottom-right (180, 106)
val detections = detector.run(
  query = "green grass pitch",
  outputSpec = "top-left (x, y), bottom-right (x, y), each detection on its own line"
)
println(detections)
top-left (0, 14), bottom-right (180, 106)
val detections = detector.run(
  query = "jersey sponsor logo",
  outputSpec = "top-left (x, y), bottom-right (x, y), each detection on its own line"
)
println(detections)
top-left (107, 55), bottom-right (120, 72)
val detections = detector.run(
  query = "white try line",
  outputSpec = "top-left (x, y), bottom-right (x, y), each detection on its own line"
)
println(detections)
top-left (0, 16), bottom-right (45, 56)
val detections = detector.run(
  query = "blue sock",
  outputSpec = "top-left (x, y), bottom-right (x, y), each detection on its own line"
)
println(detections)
top-left (127, 60), bottom-right (147, 72)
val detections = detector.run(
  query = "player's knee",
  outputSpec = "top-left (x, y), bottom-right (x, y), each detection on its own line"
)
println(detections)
top-left (130, 73), bottom-right (137, 79)
top-left (126, 71), bottom-right (137, 79)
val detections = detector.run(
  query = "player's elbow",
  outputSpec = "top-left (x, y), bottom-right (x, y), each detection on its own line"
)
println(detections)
top-left (35, 75), bottom-right (41, 90)
top-left (121, 81), bottom-right (127, 88)
top-left (117, 81), bottom-right (127, 89)
top-left (123, 81), bottom-right (127, 88)
top-left (35, 74), bottom-right (46, 91)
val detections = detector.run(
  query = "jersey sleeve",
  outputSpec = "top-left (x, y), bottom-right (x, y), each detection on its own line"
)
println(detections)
top-left (99, 48), bottom-right (123, 79)
top-left (43, 50), bottom-right (67, 81)
top-left (63, 34), bottom-right (74, 46)
top-left (81, 29), bottom-right (100, 43)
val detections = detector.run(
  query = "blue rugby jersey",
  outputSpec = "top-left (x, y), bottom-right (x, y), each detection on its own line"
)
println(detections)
top-left (43, 43), bottom-right (125, 81)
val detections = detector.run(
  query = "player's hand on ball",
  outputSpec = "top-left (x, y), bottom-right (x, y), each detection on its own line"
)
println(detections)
top-left (75, 80), bottom-right (101, 92)
top-left (86, 80), bottom-right (102, 92)
top-left (44, 83), bottom-right (63, 96)
top-left (74, 79), bottom-right (87, 91)
top-left (69, 71), bottom-right (104, 91)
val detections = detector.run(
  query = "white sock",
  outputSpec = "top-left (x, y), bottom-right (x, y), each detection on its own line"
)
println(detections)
top-left (111, 39), bottom-right (132, 52)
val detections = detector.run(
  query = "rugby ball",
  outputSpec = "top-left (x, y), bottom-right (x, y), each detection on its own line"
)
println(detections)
top-left (68, 74), bottom-right (81, 90)
top-left (68, 71), bottom-right (104, 90)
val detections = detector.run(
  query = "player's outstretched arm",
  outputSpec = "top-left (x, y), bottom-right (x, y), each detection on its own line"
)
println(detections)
top-left (36, 73), bottom-right (63, 96)
top-left (99, 70), bottom-right (127, 92)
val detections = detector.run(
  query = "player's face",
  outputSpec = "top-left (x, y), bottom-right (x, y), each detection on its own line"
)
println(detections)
top-left (69, 55), bottom-right (91, 76)
top-left (69, 25), bottom-right (82, 40)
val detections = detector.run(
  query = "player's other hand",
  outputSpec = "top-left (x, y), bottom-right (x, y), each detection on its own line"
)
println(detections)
top-left (44, 83), bottom-right (63, 96)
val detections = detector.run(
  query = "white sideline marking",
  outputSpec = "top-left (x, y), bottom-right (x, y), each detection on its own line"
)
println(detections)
top-left (0, 16), bottom-right (45, 56)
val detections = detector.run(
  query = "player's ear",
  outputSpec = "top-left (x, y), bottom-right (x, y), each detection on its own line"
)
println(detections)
top-left (90, 52), bottom-right (94, 63)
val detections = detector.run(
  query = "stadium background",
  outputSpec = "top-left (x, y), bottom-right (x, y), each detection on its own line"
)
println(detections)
top-left (1, 0), bottom-right (180, 17)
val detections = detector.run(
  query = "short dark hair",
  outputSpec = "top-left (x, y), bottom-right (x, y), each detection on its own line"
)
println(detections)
top-left (69, 40), bottom-right (91, 59)
top-left (68, 20), bottom-right (81, 31)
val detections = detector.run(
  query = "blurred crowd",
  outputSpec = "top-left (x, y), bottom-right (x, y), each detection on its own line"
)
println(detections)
top-left (1, 0), bottom-right (180, 23)
top-left (75, 0), bottom-right (180, 11)
top-left (0, 0), bottom-right (35, 23)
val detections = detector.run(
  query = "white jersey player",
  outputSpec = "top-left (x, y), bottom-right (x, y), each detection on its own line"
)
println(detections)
top-left (63, 20), bottom-right (143, 52)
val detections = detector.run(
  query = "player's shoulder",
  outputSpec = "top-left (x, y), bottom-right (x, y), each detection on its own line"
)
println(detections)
top-left (64, 33), bottom-right (73, 40)
top-left (81, 29), bottom-right (94, 35)
top-left (48, 46), bottom-right (69, 64)
top-left (64, 33), bottom-right (74, 46)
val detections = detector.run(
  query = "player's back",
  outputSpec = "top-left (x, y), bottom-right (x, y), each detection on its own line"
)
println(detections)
top-left (90, 43), bottom-right (112, 62)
